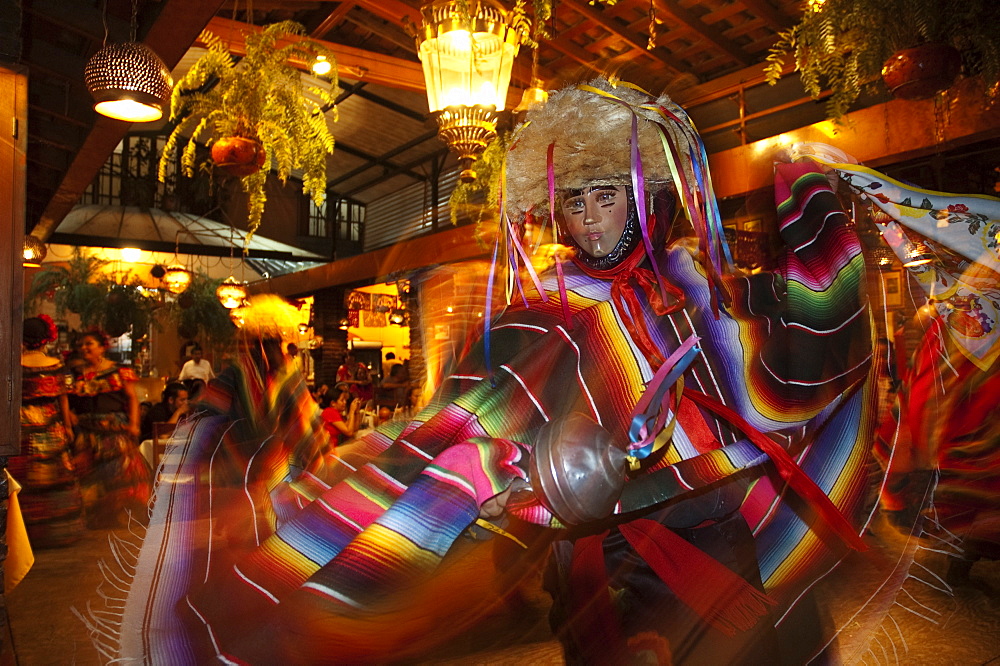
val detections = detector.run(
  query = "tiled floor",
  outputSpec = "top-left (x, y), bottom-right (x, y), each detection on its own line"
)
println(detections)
top-left (4, 517), bottom-right (1000, 665)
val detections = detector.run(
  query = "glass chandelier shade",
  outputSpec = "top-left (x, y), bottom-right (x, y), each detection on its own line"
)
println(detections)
top-left (162, 264), bottom-right (192, 294)
top-left (216, 276), bottom-right (248, 310)
top-left (84, 42), bottom-right (173, 122)
top-left (22, 235), bottom-right (47, 267)
top-left (416, 0), bottom-right (523, 182)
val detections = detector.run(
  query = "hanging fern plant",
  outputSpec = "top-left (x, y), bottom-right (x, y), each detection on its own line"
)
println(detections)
top-left (168, 273), bottom-right (236, 351)
top-left (26, 249), bottom-right (160, 341)
top-left (765, 0), bottom-right (1000, 121)
top-left (158, 21), bottom-right (339, 244)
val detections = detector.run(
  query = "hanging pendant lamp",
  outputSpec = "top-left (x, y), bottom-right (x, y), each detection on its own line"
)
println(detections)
top-left (22, 235), bottom-right (47, 267)
top-left (85, 41), bottom-right (173, 122)
top-left (415, 0), bottom-right (526, 183)
top-left (216, 276), bottom-right (249, 309)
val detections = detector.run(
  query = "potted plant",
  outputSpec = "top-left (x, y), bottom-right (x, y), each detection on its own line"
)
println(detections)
top-left (27, 249), bottom-right (160, 344)
top-left (169, 273), bottom-right (237, 352)
top-left (157, 21), bottom-right (339, 241)
top-left (764, 0), bottom-right (1000, 121)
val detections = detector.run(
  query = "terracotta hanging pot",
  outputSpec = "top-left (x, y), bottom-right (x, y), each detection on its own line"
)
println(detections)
top-left (211, 136), bottom-right (266, 177)
top-left (882, 42), bottom-right (962, 100)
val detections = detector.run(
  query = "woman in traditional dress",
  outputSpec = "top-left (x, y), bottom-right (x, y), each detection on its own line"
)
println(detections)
top-left (67, 328), bottom-right (150, 528)
top-left (11, 315), bottom-right (84, 547)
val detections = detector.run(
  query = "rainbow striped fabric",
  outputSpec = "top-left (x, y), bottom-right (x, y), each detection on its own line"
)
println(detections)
top-left (110, 161), bottom-right (880, 663)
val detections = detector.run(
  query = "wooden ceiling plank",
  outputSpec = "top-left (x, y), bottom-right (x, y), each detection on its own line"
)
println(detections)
top-left (542, 38), bottom-right (604, 75)
top-left (652, 0), bottom-right (753, 67)
top-left (24, 41), bottom-right (91, 91)
top-left (204, 16), bottom-right (426, 92)
top-left (311, 2), bottom-right (357, 39)
top-left (28, 104), bottom-right (89, 129)
top-left (353, 0), bottom-right (422, 26)
top-left (562, 0), bottom-right (691, 77)
top-left (724, 18), bottom-right (768, 41)
top-left (329, 129), bottom-right (438, 188)
top-left (26, 149), bottom-right (72, 174)
top-left (342, 146), bottom-right (447, 197)
top-left (737, 0), bottom-right (793, 32)
top-left (343, 6), bottom-right (416, 52)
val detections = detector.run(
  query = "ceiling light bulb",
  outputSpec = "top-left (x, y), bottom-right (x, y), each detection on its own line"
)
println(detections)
top-left (312, 55), bottom-right (332, 76)
top-left (121, 247), bottom-right (142, 262)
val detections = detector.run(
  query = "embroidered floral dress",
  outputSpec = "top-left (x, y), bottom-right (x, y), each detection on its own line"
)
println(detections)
top-left (10, 358), bottom-right (84, 547)
top-left (68, 364), bottom-right (150, 526)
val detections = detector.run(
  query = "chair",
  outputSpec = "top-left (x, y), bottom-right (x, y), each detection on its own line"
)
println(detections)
top-left (151, 422), bottom-right (175, 471)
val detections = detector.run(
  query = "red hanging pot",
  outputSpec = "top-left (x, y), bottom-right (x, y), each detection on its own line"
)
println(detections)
top-left (882, 42), bottom-right (962, 100)
top-left (211, 136), bottom-right (266, 177)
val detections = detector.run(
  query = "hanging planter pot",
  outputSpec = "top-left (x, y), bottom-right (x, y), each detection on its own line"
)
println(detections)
top-left (211, 136), bottom-right (267, 177)
top-left (882, 42), bottom-right (962, 101)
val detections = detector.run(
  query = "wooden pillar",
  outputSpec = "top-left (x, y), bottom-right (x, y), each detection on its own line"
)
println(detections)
top-left (0, 62), bottom-right (28, 662)
top-left (312, 286), bottom-right (348, 386)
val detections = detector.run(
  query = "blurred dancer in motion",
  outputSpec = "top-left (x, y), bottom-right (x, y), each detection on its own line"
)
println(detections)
top-left (106, 80), bottom-right (888, 664)
top-left (13, 315), bottom-right (83, 547)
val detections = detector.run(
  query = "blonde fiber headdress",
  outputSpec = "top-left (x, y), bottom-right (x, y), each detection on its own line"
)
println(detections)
top-left (504, 78), bottom-right (696, 217)
top-left (500, 77), bottom-right (732, 306)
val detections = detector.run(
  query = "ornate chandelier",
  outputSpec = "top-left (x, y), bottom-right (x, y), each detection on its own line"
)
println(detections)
top-left (415, 0), bottom-right (525, 182)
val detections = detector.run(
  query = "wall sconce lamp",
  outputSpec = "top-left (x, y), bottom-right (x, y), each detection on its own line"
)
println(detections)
top-left (902, 241), bottom-right (934, 268)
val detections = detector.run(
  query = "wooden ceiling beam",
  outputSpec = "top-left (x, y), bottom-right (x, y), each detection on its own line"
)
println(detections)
top-left (329, 129), bottom-right (438, 188)
top-left (562, 0), bottom-right (691, 76)
top-left (651, 0), bottom-right (753, 67)
top-left (28, 104), bottom-right (89, 129)
top-left (540, 39), bottom-right (605, 77)
top-left (343, 6), bottom-right (416, 52)
top-left (353, 0), bottom-right (422, 27)
top-left (334, 142), bottom-right (428, 183)
top-left (738, 0), bottom-right (793, 32)
top-left (310, 1), bottom-right (357, 39)
top-left (203, 16), bottom-right (426, 92)
top-left (709, 77), bottom-right (1000, 199)
top-left (343, 146), bottom-right (448, 197)
top-left (23, 40), bottom-right (91, 90)
top-left (26, 148), bottom-right (72, 175)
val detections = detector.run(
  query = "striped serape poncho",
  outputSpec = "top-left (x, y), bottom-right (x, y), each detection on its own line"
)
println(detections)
top-left (108, 161), bottom-right (879, 663)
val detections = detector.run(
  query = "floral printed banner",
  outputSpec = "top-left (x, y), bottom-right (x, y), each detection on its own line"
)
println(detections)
top-left (826, 160), bottom-right (1000, 370)
top-left (825, 161), bottom-right (1000, 273)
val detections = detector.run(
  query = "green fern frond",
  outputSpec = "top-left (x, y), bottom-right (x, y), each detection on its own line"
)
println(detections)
top-left (157, 21), bottom-right (338, 249)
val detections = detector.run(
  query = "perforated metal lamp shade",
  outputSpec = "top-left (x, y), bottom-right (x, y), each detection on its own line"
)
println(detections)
top-left (84, 42), bottom-right (173, 122)
top-left (22, 235), bottom-right (46, 267)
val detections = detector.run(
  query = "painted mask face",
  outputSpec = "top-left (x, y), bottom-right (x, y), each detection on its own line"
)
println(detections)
top-left (559, 185), bottom-right (629, 258)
